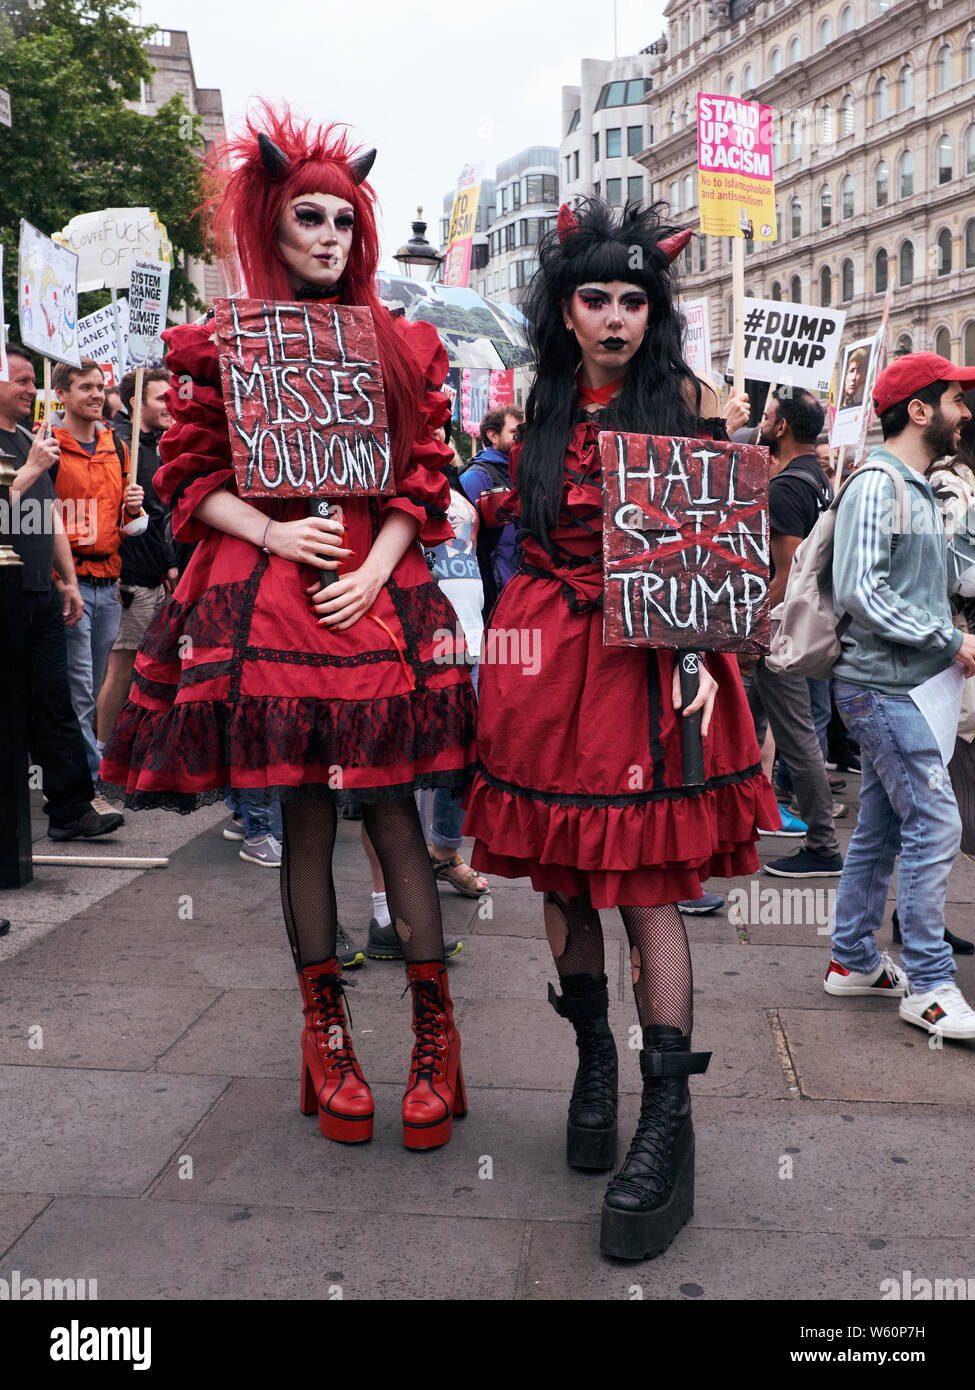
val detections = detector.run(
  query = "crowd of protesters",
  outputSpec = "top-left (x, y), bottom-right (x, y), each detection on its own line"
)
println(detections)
top-left (4, 334), bottom-right (975, 1036)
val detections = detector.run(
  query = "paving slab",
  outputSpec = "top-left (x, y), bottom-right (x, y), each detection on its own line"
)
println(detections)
top-left (0, 1066), bottom-right (228, 1196)
top-left (2, 1197), bottom-right (525, 1300)
top-left (0, 980), bottom-right (220, 1070)
top-left (780, 1008), bottom-right (975, 1102)
top-left (692, 943), bottom-right (915, 1010)
top-left (0, 1194), bottom-right (53, 1259)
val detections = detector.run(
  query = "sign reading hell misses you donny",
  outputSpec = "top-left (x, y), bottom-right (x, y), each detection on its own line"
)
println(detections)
top-left (214, 299), bottom-right (393, 499)
top-left (599, 432), bottom-right (771, 655)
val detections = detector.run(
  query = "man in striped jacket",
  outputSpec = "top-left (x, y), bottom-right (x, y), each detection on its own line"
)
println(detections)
top-left (825, 353), bottom-right (975, 1040)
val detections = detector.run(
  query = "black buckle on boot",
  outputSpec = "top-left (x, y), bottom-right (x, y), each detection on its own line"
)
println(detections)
top-left (640, 1049), bottom-right (711, 1079)
top-left (548, 979), bottom-right (610, 1020)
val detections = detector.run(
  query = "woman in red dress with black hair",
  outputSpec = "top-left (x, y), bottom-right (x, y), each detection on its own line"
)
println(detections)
top-left (101, 108), bottom-right (475, 1151)
top-left (463, 199), bottom-right (778, 1257)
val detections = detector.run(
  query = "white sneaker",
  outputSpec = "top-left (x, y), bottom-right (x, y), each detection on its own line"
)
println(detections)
top-left (899, 984), bottom-right (975, 1039)
top-left (824, 951), bottom-right (907, 997)
top-left (239, 834), bottom-right (282, 868)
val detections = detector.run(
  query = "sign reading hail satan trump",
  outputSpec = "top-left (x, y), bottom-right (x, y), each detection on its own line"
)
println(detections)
top-left (214, 299), bottom-right (393, 499)
top-left (599, 432), bottom-right (771, 656)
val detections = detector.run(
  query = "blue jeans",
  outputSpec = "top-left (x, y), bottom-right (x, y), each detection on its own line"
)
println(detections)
top-left (418, 662), bottom-right (477, 850)
top-left (777, 678), bottom-right (831, 795)
top-left (225, 791), bottom-right (282, 840)
top-left (65, 579), bottom-right (122, 779)
top-left (831, 680), bottom-right (958, 993)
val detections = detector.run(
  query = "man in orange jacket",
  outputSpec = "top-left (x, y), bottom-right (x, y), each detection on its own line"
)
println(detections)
top-left (51, 358), bottom-right (146, 790)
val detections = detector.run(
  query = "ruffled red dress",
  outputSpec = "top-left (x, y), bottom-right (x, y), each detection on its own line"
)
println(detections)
top-left (462, 410), bottom-right (780, 908)
top-left (101, 312), bottom-right (477, 811)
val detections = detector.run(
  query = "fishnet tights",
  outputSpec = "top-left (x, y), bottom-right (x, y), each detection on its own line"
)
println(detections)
top-left (280, 797), bottom-right (445, 968)
top-left (544, 891), bottom-right (692, 1035)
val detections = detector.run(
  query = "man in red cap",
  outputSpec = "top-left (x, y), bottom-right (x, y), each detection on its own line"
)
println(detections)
top-left (826, 353), bottom-right (975, 1040)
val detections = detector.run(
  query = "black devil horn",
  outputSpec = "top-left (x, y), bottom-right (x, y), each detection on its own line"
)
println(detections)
top-left (349, 148), bottom-right (377, 185)
top-left (258, 132), bottom-right (292, 178)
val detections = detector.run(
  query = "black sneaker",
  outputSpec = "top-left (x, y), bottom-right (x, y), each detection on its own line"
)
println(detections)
top-left (365, 917), bottom-right (462, 961)
top-left (48, 808), bottom-right (124, 841)
top-left (764, 847), bottom-right (843, 878)
top-left (336, 923), bottom-right (365, 969)
top-left (826, 755), bottom-right (861, 774)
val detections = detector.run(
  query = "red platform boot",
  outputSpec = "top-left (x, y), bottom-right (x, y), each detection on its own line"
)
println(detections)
top-left (402, 961), bottom-right (467, 1150)
top-left (297, 960), bottom-right (374, 1144)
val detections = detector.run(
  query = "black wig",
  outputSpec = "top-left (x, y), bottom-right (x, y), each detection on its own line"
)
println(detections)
top-left (519, 197), bottom-right (702, 553)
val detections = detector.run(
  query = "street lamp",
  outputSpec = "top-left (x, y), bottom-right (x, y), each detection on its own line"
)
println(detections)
top-left (394, 208), bottom-right (443, 281)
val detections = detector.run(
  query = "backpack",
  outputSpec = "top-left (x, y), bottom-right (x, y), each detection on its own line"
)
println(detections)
top-left (765, 459), bottom-right (911, 679)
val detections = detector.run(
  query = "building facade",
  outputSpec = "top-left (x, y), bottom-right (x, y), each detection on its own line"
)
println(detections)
top-left (633, 0), bottom-right (975, 380)
top-left (139, 29), bottom-right (231, 315)
top-left (560, 56), bottom-right (656, 211)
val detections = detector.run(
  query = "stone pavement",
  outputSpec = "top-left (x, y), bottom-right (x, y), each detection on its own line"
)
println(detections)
top-left (1, 778), bottom-right (973, 1303)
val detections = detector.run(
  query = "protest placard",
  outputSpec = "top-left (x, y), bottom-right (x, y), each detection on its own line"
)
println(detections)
top-left (723, 299), bottom-right (845, 393)
top-left (18, 220), bottom-right (81, 368)
top-left (600, 431), bottom-right (770, 655)
top-left (76, 298), bottom-right (130, 379)
top-left (697, 93), bottom-right (777, 243)
top-left (55, 208), bottom-right (172, 293)
top-left (681, 297), bottom-right (712, 377)
top-left (830, 335), bottom-right (876, 447)
top-left (0, 88), bottom-right (11, 128)
top-left (489, 368), bottom-right (514, 410)
top-left (213, 299), bottom-right (393, 499)
top-left (460, 367), bottom-right (490, 435)
top-left (127, 258), bottom-right (170, 366)
top-left (443, 165), bottom-right (483, 289)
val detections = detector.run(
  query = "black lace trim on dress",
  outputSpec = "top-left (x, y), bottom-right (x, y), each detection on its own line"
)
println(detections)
top-left (229, 552), bottom-right (267, 702)
top-left (646, 652), bottom-right (666, 791)
top-left (133, 670), bottom-right (179, 702)
top-left (474, 759), bottom-right (764, 807)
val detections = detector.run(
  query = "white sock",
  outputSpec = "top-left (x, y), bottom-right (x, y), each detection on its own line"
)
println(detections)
top-left (372, 891), bottom-right (391, 928)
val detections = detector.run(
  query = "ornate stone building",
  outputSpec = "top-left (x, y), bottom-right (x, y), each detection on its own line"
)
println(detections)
top-left (625, 0), bottom-right (975, 381)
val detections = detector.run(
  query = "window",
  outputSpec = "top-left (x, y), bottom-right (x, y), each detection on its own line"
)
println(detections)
top-left (968, 33), bottom-right (975, 80)
top-left (791, 198), bottom-right (802, 238)
top-left (935, 327), bottom-right (951, 359)
top-left (682, 172), bottom-right (694, 208)
top-left (820, 105), bottom-right (833, 143)
top-left (937, 44), bottom-right (952, 93)
top-left (726, 73), bottom-right (737, 95)
top-left (790, 274), bottom-right (802, 303)
top-left (505, 223), bottom-right (516, 251)
top-left (819, 18), bottom-right (833, 49)
top-left (593, 132), bottom-right (600, 162)
top-left (593, 181), bottom-right (600, 198)
top-left (683, 102), bottom-right (693, 127)
top-left (524, 174), bottom-right (557, 204)
top-left (967, 125), bottom-right (975, 175)
top-left (875, 248), bottom-right (888, 293)
top-left (727, 297), bottom-right (734, 333)
top-left (628, 175), bottom-right (643, 203)
top-left (626, 78), bottom-right (651, 103)
top-left (899, 65), bottom-right (913, 109)
top-left (770, 48), bottom-right (782, 76)
top-left (698, 236), bottom-right (707, 272)
top-left (606, 178), bottom-right (622, 206)
top-left (746, 235), bottom-right (755, 256)
top-left (567, 109), bottom-right (580, 135)
top-left (966, 322), bottom-right (975, 367)
top-left (790, 119), bottom-right (801, 160)
top-left (819, 266), bottom-right (832, 306)
top-left (841, 259), bottom-right (854, 301)
top-left (573, 150), bottom-right (579, 180)
top-left (896, 334), bottom-right (913, 355)
top-left (875, 76), bottom-right (888, 121)
top-left (937, 134), bottom-right (952, 184)
top-left (606, 127), bottom-right (622, 158)
top-left (512, 181), bottom-right (521, 209)
top-left (899, 241), bottom-right (914, 286)
top-left (669, 180), bottom-right (679, 215)
top-left (743, 63), bottom-right (754, 89)
top-left (627, 126), bottom-right (642, 156)
top-left (899, 150), bottom-right (913, 198)
top-left (875, 160), bottom-right (889, 206)
top-left (670, 110), bottom-right (678, 135)
top-left (967, 218), bottom-right (975, 269)
top-left (840, 5), bottom-right (854, 34)
top-left (770, 280), bottom-right (782, 301)
top-left (820, 185), bottom-right (832, 228)
top-left (683, 242), bottom-right (693, 274)
top-left (565, 155), bottom-right (571, 183)
top-left (875, 0), bottom-right (889, 12)
top-left (596, 80), bottom-right (627, 109)
top-left (789, 37), bottom-right (801, 65)
top-left (937, 228), bottom-right (952, 276)
top-left (841, 94), bottom-right (854, 136)
top-left (842, 174), bottom-right (855, 219)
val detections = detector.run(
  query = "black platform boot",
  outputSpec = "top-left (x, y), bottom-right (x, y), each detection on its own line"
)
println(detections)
top-left (600, 1025), bottom-right (711, 1260)
top-left (548, 973), bottom-right (619, 1171)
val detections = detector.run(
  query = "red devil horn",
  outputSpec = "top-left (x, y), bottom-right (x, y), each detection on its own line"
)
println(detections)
top-left (349, 148), bottom-right (377, 185)
top-left (658, 228), bottom-right (693, 263)
top-left (258, 132), bottom-right (292, 179)
top-left (557, 203), bottom-right (580, 244)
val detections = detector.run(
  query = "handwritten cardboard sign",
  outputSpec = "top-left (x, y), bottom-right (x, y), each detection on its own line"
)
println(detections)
top-left (18, 220), bottom-right (81, 368)
top-left (213, 299), bottom-right (393, 499)
top-left (600, 432), bottom-right (770, 655)
top-left (55, 208), bottom-right (172, 293)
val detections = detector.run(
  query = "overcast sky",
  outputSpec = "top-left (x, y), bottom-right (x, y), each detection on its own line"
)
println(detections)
top-left (139, 0), bottom-right (667, 270)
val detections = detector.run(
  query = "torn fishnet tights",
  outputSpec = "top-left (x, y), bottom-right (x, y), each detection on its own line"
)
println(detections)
top-left (545, 891), bottom-right (692, 1035)
top-left (280, 797), bottom-right (446, 969)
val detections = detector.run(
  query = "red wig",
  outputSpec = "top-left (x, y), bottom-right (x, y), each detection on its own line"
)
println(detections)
top-left (206, 103), bottom-right (420, 461)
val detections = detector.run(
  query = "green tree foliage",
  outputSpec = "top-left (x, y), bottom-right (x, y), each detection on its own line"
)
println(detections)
top-left (0, 0), bottom-right (213, 344)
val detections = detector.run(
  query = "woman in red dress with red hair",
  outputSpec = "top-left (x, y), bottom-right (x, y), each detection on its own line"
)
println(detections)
top-left (102, 107), bottom-right (474, 1151)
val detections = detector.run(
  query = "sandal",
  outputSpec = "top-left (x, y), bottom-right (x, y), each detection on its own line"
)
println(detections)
top-left (429, 847), bottom-right (491, 898)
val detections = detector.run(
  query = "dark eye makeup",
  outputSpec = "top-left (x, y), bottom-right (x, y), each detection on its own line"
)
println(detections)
top-left (294, 205), bottom-right (355, 231)
top-left (577, 289), bottom-right (647, 310)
